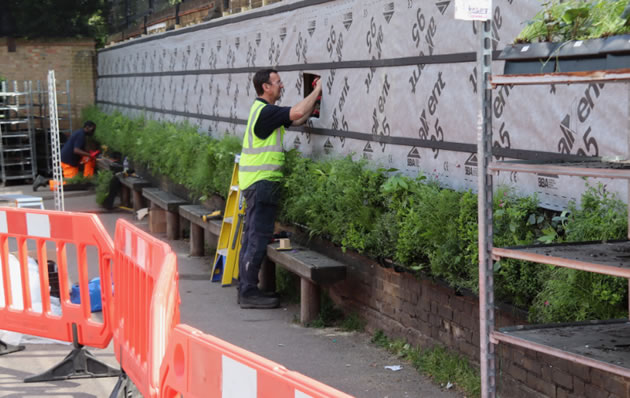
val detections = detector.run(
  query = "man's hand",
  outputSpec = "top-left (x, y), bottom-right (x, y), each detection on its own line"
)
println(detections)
top-left (313, 77), bottom-right (322, 93)
top-left (290, 76), bottom-right (324, 125)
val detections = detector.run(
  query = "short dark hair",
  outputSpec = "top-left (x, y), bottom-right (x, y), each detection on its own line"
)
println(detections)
top-left (83, 121), bottom-right (96, 129)
top-left (253, 69), bottom-right (278, 96)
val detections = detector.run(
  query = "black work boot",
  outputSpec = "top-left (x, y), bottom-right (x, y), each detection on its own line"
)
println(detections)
top-left (239, 289), bottom-right (280, 309)
top-left (32, 175), bottom-right (49, 192)
top-left (236, 286), bottom-right (278, 305)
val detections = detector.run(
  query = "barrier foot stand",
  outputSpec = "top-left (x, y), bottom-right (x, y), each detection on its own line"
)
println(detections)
top-left (0, 339), bottom-right (25, 356)
top-left (24, 324), bottom-right (121, 383)
top-left (109, 371), bottom-right (141, 398)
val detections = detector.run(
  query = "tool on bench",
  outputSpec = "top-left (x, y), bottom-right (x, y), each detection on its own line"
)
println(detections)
top-left (201, 210), bottom-right (222, 222)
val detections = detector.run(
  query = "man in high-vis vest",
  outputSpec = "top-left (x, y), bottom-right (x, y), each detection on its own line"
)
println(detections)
top-left (238, 69), bottom-right (322, 309)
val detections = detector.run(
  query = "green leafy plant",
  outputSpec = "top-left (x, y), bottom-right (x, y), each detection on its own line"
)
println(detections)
top-left (94, 170), bottom-right (114, 205)
top-left (86, 106), bottom-right (629, 324)
top-left (340, 312), bottom-right (366, 332)
top-left (516, 0), bottom-right (630, 43)
top-left (64, 173), bottom-right (92, 185)
top-left (82, 106), bottom-right (241, 199)
top-left (529, 183), bottom-right (628, 322)
top-left (371, 330), bottom-right (481, 398)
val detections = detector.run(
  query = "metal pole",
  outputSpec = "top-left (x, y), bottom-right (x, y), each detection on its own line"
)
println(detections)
top-left (477, 17), bottom-right (495, 398)
top-left (47, 70), bottom-right (64, 211)
top-left (25, 81), bottom-right (36, 180)
top-left (0, 81), bottom-right (6, 183)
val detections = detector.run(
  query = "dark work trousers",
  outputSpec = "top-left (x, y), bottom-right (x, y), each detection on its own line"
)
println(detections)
top-left (238, 180), bottom-right (280, 296)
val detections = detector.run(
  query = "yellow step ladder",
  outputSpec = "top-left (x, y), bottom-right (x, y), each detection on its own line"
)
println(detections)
top-left (211, 155), bottom-right (246, 286)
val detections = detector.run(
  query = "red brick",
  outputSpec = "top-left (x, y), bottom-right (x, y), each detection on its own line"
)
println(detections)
top-left (557, 386), bottom-right (570, 398)
top-left (437, 304), bottom-right (453, 320)
top-left (522, 356), bottom-right (542, 376)
top-left (508, 363), bottom-right (527, 382)
top-left (591, 370), bottom-right (628, 397)
top-left (584, 383), bottom-right (610, 398)
top-left (568, 362), bottom-right (590, 382)
top-left (526, 371), bottom-right (557, 397)
top-left (551, 368), bottom-right (573, 390)
top-left (572, 375), bottom-right (585, 395)
top-left (458, 341), bottom-right (478, 360)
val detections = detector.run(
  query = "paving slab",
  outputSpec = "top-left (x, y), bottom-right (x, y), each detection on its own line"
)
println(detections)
top-left (0, 184), bottom-right (464, 398)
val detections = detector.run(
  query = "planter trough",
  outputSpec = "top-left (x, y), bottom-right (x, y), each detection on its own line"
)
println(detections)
top-left (499, 35), bottom-right (630, 74)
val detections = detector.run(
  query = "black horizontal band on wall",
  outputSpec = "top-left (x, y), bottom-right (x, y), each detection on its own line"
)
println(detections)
top-left (96, 51), bottom-right (488, 79)
top-left (99, 0), bottom-right (336, 54)
top-left (96, 100), bottom-right (590, 163)
top-left (97, 101), bottom-right (246, 125)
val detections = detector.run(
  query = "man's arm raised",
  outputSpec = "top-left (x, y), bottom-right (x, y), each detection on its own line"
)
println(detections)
top-left (289, 78), bottom-right (322, 126)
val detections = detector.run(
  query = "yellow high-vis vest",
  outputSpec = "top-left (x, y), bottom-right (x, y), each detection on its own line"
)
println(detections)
top-left (239, 99), bottom-right (285, 190)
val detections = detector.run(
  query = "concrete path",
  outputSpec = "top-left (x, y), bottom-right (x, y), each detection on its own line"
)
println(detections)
top-left (0, 184), bottom-right (464, 398)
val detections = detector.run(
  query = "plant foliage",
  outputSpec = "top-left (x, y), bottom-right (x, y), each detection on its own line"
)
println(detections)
top-left (86, 107), bottom-right (628, 323)
top-left (516, 0), bottom-right (630, 43)
top-left (82, 106), bottom-right (241, 199)
top-left (94, 169), bottom-right (114, 205)
top-left (3, 0), bottom-right (108, 45)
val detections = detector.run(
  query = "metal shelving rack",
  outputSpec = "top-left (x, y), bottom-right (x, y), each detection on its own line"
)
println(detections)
top-left (0, 81), bottom-right (37, 183)
top-left (477, 23), bottom-right (630, 398)
top-left (30, 80), bottom-right (72, 176)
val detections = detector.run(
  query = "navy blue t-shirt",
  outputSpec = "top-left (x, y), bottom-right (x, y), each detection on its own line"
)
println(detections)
top-left (254, 98), bottom-right (292, 139)
top-left (60, 129), bottom-right (86, 166)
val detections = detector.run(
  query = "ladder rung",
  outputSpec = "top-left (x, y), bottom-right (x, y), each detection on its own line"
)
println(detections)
top-left (230, 185), bottom-right (239, 191)
top-left (217, 248), bottom-right (228, 256)
top-left (224, 217), bottom-right (233, 224)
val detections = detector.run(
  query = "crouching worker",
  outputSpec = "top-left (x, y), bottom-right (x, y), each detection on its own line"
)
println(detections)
top-left (33, 121), bottom-right (98, 191)
top-left (237, 69), bottom-right (322, 309)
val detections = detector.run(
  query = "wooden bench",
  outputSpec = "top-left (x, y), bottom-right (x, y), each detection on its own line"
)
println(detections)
top-left (118, 175), bottom-right (151, 212)
top-left (265, 242), bottom-right (347, 324)
top-left (142, 188), bottom-right (189, 240)
top-left (178, 205), bottom-right (222, 256)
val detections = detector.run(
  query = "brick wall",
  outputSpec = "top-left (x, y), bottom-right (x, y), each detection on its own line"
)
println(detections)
top-left (0, 37), bottom-right (96, 125)
top-left (288, 230), bottom-right (630, 397)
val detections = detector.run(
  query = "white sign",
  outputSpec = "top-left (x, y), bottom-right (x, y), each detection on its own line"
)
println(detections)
top-left (455, 0), bottom-right (493, 20)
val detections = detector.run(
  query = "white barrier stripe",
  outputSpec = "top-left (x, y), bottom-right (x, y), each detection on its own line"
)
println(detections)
top-left (125, 230), bottom-right (132, 257)
top-left (137, 237), bottom-right (147, 269)
top-left (26, 213), bottom-right (51, 238)
top-left (295, 391), bottom-right (314, 398)
top-left (222, 355), bottom-right (256, 398)
top-left (0, 211), bottom-right (7, 233)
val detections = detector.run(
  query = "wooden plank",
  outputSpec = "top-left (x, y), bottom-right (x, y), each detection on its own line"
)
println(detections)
top-left (301, 279), bottom-right (320, 324)
top-left (149, 202), bottom-right (166, 234)
top-left (179, 205), bottom-right (223, 237)
top-left (190, 223), bottom-right (205, 256)
top-left (266, 243), bottom-right (346, 284)
top-left (179, 204), bottom-right (211, 222)
top-left (132, 190), bottom-right (145, 212)
top-left (142, 187), bottom-right (188, 211)
top-left (119, 175), bottom-right (151, 191)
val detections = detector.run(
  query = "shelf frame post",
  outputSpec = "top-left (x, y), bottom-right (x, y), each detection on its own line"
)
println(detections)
top-left (477, 18), bottom-right (495, 398)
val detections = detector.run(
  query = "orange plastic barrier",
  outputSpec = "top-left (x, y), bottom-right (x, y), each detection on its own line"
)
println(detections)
top-left (111, 219), bottom-right (180, 398)
top-left (159, 324), bottom-right (356, 398)
top-left (0, 207), bottom-right (114, 347)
